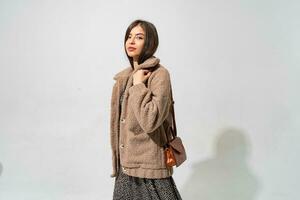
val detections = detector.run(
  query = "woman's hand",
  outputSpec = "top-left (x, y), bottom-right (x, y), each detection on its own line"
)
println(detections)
top-left (132, 69), bottom-right (152, 85)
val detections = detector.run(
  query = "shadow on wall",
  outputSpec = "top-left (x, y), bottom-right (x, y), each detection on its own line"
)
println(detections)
top-left (0, 162), bottom-right (2, 177)
top-left (181, 127), bottom-right (262, 200)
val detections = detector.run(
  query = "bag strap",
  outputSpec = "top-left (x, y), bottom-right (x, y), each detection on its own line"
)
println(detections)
top-left (165, 81), bottom-right (177, 144)
top-left (170, 81), bottom-right (177, 138)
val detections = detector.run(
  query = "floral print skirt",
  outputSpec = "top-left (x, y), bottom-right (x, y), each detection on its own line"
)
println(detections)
top-left (113, 163), bottom-right (182, 200)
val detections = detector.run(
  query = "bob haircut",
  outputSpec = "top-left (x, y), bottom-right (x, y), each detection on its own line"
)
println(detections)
top-left (124, 19), bottom-right (159, 68)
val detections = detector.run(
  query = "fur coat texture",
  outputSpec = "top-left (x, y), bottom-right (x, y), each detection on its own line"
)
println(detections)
top-left (110, 56), bottom-right (175, 179)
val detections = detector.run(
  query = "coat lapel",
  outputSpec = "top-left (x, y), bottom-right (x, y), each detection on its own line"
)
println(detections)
top-left (110, 67), bottom-right (133, 176)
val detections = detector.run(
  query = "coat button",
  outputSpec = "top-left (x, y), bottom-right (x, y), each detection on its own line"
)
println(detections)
top-left (120, 144), bottom-right (124, 148)
top-left (120, 118), bottom-right (125, 123)
top-left (122, 166), bottom-right (127, 172)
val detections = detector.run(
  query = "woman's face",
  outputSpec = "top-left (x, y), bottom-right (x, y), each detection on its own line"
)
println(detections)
top-left (125, 25), bottom-right (145, 61)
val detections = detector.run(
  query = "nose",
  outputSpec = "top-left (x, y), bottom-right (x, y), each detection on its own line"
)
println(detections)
top-left (129, 36), bottom-right (135, 44)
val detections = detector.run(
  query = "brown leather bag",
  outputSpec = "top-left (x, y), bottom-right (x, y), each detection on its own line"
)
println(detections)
top-left (164, 82), bottom-right (187, 168)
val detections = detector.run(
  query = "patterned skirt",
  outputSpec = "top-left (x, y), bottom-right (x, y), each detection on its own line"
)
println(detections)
top-left (113, 164), bottom-right (182, 200)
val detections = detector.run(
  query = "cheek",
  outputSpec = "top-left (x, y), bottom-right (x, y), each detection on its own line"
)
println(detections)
top-left (137, 42), bottom-right (145, 52)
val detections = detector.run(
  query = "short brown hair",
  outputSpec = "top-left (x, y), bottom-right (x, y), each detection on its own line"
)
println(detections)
top-left (124, 19), bottom-right (159, 68)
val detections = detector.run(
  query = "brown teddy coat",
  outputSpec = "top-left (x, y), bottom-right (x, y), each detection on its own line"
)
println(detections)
top-left (110, 56), bottom-right (175, 179)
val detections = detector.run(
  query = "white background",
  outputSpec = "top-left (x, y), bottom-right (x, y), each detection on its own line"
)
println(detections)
top-left (0, 0), bottom-right (299, 199)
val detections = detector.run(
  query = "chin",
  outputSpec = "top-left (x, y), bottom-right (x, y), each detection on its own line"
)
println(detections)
top-left (127, 53), bottom-right (138, 58)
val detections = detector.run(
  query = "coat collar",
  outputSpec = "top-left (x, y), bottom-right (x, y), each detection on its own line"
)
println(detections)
top-left (113, 56), bottom-right (160, 80)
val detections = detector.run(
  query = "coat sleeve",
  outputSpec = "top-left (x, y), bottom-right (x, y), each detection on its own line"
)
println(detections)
top-left (128, 68), bottom-right (172, 133)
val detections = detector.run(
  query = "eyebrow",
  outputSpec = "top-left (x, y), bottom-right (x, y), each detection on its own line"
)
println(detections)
top-left (129, 33), bottom-right (145, 36)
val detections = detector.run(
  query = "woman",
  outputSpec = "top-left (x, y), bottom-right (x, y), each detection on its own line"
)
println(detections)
top-left (110, 19), bottom-right (182, 200)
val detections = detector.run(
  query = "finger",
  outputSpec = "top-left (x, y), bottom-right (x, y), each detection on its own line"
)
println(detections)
top-left (143, 71), bottom-right (149, 76)
top-left (145, 71), bottom-right (152, 77)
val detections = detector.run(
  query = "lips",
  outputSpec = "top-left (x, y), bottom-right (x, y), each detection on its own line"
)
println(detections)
top-left (128, 47), bottom-right (136, 51)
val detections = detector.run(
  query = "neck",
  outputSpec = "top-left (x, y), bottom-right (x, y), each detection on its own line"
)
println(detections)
top-left (133, 58), bottom-right (138, 70)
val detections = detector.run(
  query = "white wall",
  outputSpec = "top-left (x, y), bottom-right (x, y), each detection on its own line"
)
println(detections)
top-left (0, 0), bottom-right (299, 199)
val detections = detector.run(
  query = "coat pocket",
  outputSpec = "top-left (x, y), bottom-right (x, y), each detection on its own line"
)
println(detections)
top-left (124, 130), bottom-right (164, 169)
